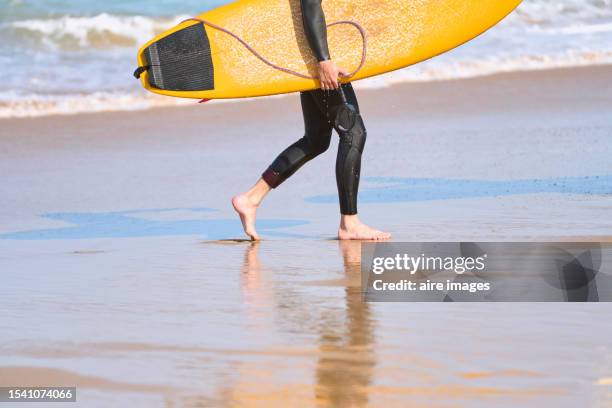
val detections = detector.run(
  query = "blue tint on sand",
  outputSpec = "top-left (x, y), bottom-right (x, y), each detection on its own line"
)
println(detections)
top-left (306, 175), bottom-right (612, 204)
top-left (0, 208), bottom-right (307, 240)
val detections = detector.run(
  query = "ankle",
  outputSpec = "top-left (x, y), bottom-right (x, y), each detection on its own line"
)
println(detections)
top-left (245, 192), bottom-right (262, 207)
top-left (340, 214), bottom-right (360, 230)
top-left (245, 178), bottom-right (272, 207)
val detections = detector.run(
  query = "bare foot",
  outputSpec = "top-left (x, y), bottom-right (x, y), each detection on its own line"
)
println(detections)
top-left (338, 220), bottom-right (391, 241)
top-left (232, 194), bottom-right (260, 241)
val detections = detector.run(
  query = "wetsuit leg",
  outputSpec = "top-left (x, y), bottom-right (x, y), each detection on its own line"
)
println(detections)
top-left (262, 83), bottom-right (366, 215)
top-left (261, 91), bottom-right (333, 188)
top-left (308, 83), bottom-right (367, 215)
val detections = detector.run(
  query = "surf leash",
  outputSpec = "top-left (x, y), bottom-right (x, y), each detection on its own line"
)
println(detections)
top-left (182, 17), bottom-right (367, 80)
top-left (135, 17), bottom-right (368, 103)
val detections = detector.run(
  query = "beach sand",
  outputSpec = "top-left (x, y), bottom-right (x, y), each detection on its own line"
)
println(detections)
top-left (1, 66), bottom-right (611, 407)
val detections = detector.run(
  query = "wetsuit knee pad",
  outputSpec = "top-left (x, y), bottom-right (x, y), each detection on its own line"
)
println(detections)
top-left (333, 102), bottom-right (357, 133)
top-left (335, 105), bottom-right (366, 152)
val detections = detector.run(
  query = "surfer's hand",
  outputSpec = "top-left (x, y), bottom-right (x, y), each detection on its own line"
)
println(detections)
top-left (318, 60), bottom-right (348, 90)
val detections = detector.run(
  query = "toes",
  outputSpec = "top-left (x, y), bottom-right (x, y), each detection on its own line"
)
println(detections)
top-left (338, 227), bottom-right (391, 241)
top-left (374, 231), bottom-right (391, 240)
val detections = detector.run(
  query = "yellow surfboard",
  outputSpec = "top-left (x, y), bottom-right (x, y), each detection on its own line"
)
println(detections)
top-left (135, 0), bottom-right (522, 100)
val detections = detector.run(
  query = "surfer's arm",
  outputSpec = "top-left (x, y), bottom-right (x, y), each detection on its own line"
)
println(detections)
top-left (301, 0), bottom-right (347, 90)
top-left (300, 0), bottom-right (330, 62)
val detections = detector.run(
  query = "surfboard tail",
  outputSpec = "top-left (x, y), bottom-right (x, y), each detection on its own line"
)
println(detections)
top-left (136, 23), bottom-right (215, 92)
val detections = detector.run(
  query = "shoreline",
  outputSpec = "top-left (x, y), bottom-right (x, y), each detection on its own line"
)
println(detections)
top-left (1, 64), bottom-right (611, 123)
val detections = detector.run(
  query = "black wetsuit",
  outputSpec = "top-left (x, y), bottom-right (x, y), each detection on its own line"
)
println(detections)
top-left (261, 0), bottom-right (367, 215)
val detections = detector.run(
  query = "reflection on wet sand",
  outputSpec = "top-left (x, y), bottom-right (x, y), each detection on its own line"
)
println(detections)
top-left (1, 238), bottom-right (611, 407)
top-left (315, 241), bottom-right (375, 408)
top-left (229, 241), bottom-right (611, 407)
top-left (236, 241), bottom-right (375, 407)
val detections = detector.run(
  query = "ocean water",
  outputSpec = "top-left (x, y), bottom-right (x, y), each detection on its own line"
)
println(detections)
top-left (1, 0), bottom-right (611, 118)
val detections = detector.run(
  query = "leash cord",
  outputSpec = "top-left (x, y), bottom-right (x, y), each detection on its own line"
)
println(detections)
top-left (181, 17), bottom-right (367, 80)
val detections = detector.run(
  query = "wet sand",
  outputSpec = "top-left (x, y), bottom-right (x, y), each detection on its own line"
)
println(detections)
top-left (1, 66), bottom-right (612, 407)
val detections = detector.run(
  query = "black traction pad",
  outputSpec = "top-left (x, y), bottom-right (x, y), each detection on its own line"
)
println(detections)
top-left (144, 23), bottom-right (214, 91)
